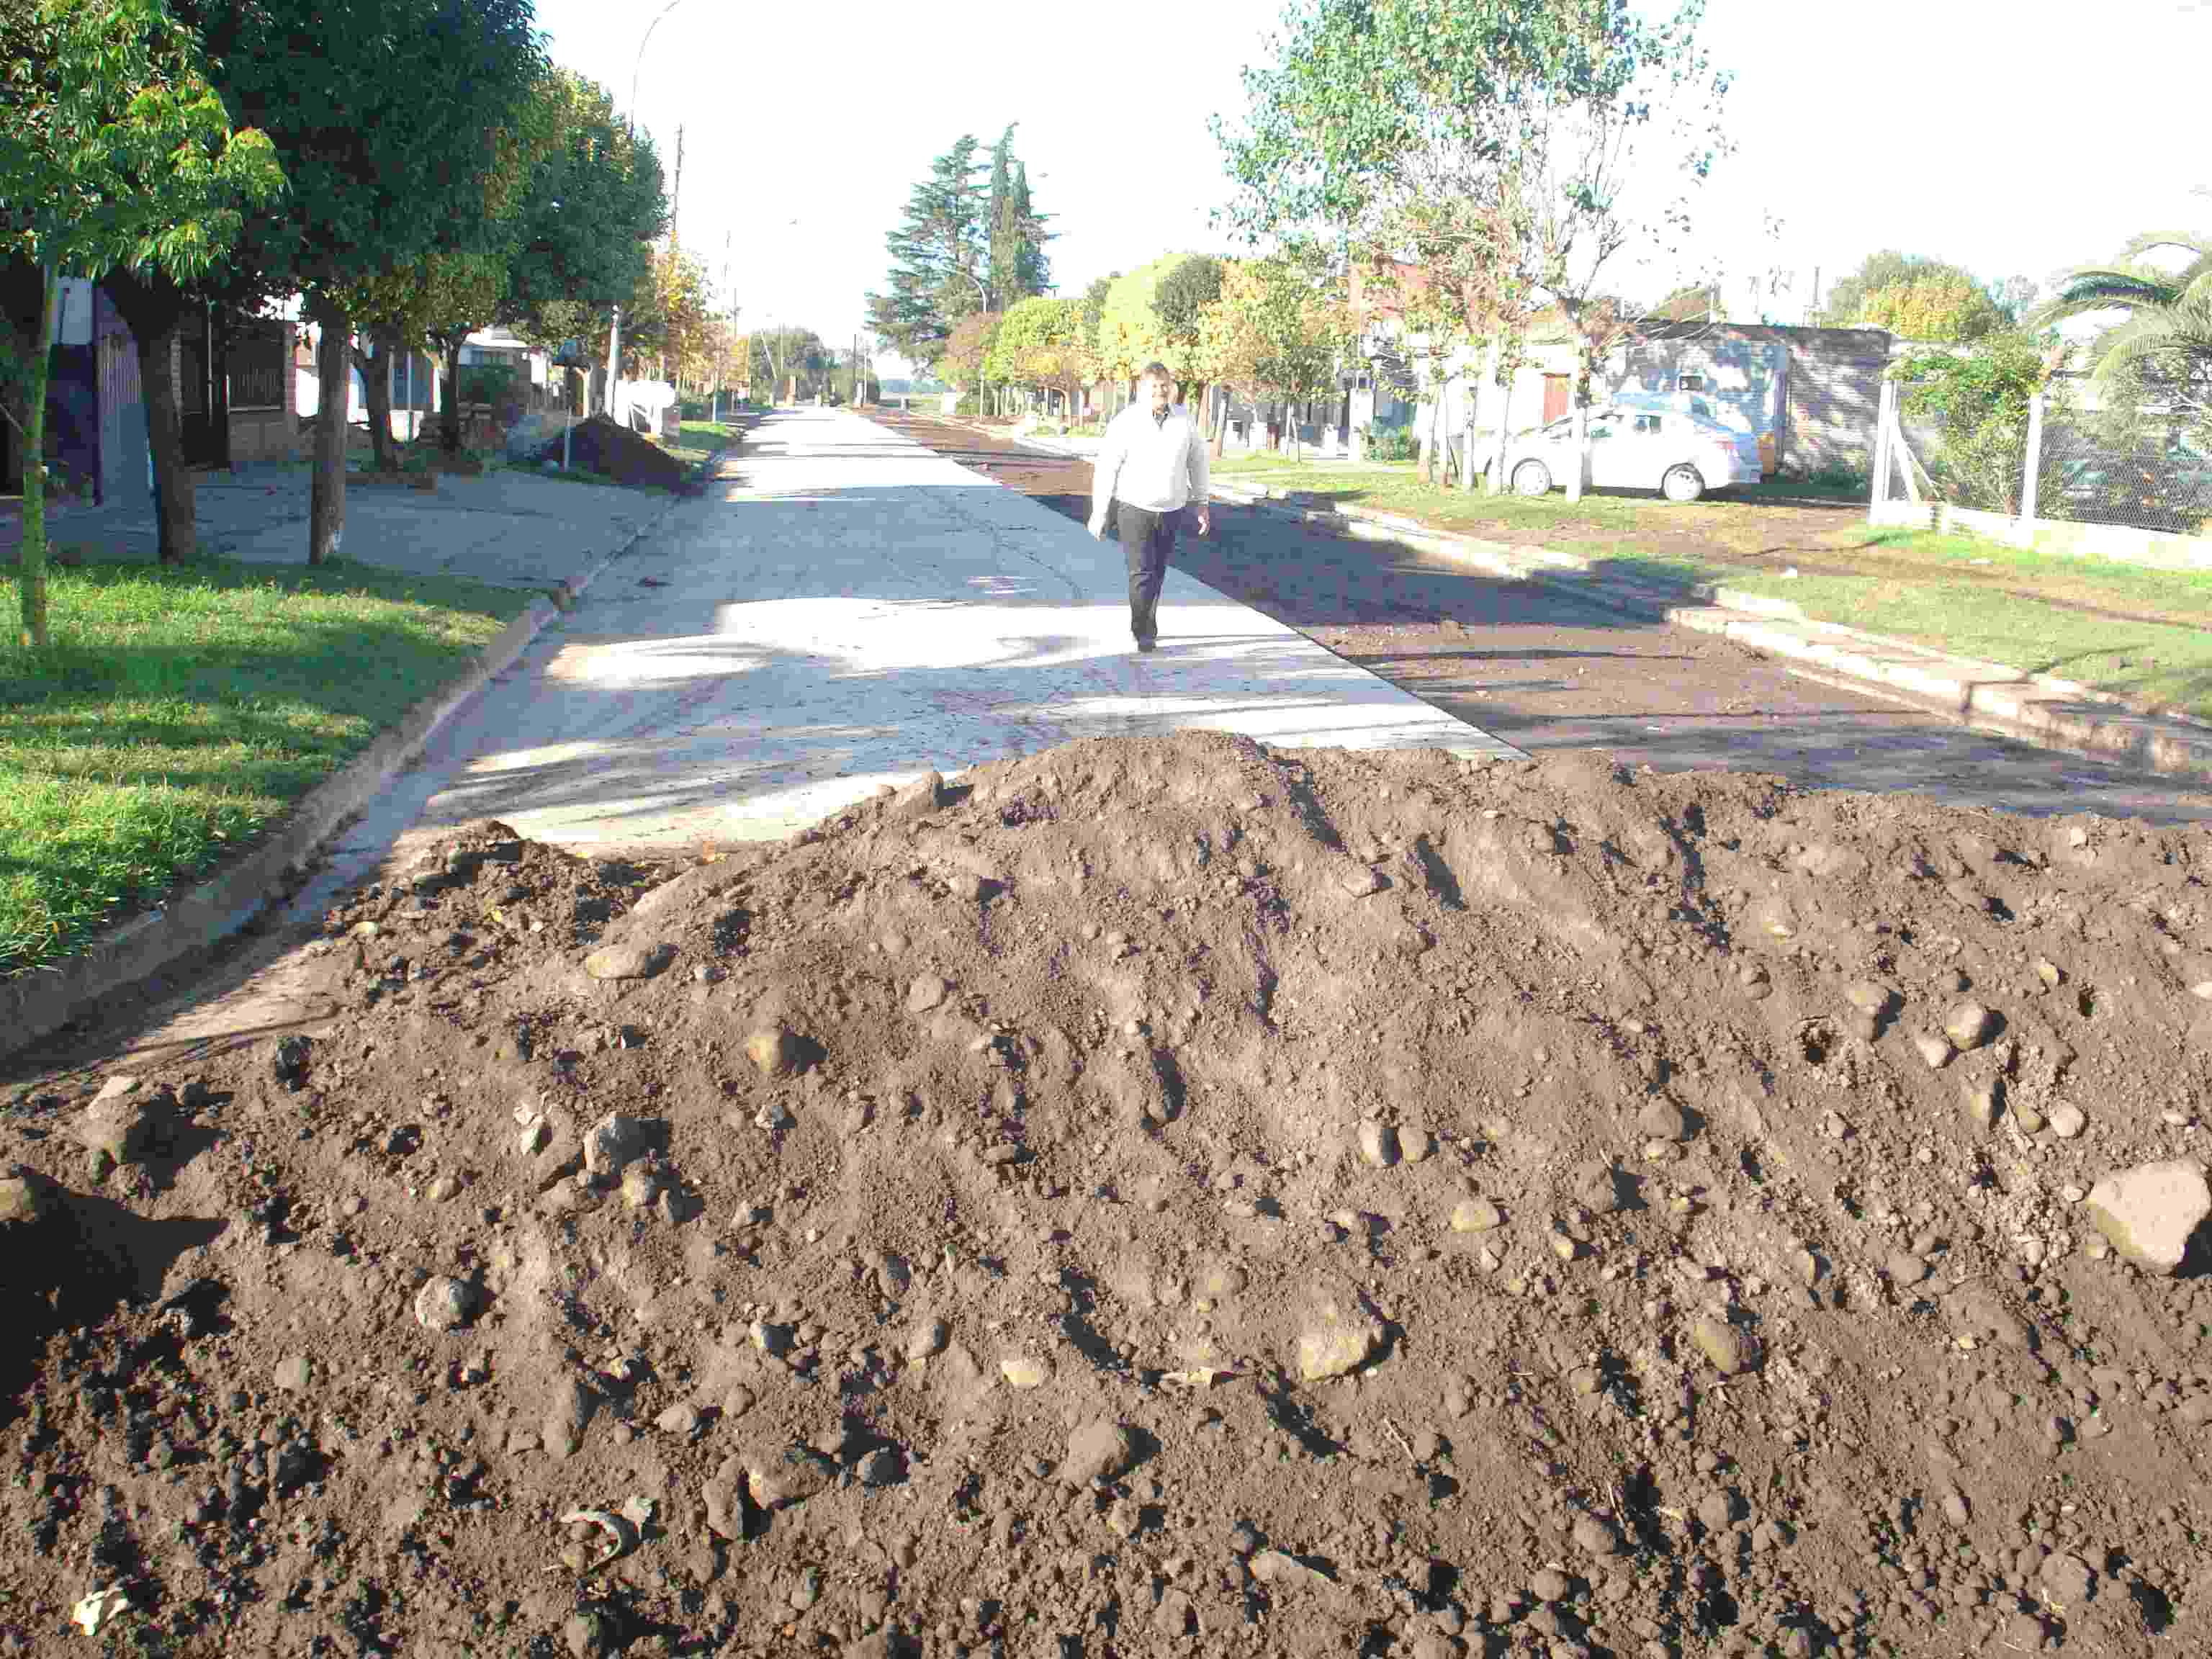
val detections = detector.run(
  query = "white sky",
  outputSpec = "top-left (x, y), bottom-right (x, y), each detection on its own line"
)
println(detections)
top-left (530, 0), bottom-right (2212, 374)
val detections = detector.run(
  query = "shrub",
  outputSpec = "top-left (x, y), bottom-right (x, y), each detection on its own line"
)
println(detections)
top-left (1364, 425), bottom-right (1418, 463)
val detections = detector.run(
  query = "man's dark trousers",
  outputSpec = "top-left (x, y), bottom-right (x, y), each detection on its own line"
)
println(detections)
top-left (1115, 503), bottom-right (1177, 646)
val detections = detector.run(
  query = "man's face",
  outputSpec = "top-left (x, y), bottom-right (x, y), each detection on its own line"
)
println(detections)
top-left (1146, 375), bottom-right (1173, 415)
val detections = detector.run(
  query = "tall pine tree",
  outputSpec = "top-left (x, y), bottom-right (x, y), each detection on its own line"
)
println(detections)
top-left (985, 125), bottom-right (1053, 311)
top-left (866, 136), bottom-right (986, 361)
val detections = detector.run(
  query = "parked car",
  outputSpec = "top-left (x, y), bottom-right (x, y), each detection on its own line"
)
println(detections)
top-left (2056, 437), bottom-right (2212, 513)
top-left (1480, 401), bottom-right (1761, 501)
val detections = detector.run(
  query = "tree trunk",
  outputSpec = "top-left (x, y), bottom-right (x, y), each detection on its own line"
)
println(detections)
top-left (16, 266), bottom-right (58, 647)
top-left (354, 335), bottom-right (395, 471)
top-left (439, 336), bottom-right (464, 453)
top-left (308, 296), bottom-right (349, 565)
top-left (1419, 382), bottom-right (1439, 484)
top-left (1486, 345), bottom-right (1512, 495)
top-left (1465, 346), bottom-right (1493, 495)
top-left (138, 323), bottom-right (195, 562)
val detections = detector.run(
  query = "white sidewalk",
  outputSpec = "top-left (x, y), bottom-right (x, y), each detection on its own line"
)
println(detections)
top-left (346, 408), bottom-right (1521, 851)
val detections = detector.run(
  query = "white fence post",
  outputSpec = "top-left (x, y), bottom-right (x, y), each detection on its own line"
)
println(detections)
top-left (1869, 379), bottom-right (1894, 522)
top-left (2018, 390), bottom-right (2045, 547)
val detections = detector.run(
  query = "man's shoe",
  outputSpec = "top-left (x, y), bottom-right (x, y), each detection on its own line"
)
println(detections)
top-left (1136, 637), bottom-right (1158, 653)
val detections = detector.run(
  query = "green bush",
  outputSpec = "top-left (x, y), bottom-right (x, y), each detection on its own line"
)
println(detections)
top-left (458, 361), bottom-right (518, 409)
top-left (1364, 425), bottom-right (1418, 463)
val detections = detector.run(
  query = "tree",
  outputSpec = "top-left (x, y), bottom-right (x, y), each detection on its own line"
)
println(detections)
top-left (1893, 330), bottom-right (2058, 513)
top-left (984, 127), bottom-right (1053, 311)
top-left (1154, 254), bottom-right (1226, 425)
top-left (867, 136), bottom-right (987, 362)
top-left (988, 296), bottom-right (1087, 419)
top-left (1196, 254), bottom-right (1351, 460)
top-left (938, 310), bottom-right (1000, 413)
top-left (1812, 251), bottom-right (2026, 340)
top-left (1215, 0), bottom-right (1734, 501)
top-left (1, 0), bottom-right (282, 644)
top-left (181, 0), bottom-right (544, 562)
top-left (747, 325), bottom-right (826, 401)
top-left (2031, 229), bottom-right (2212, 421)
top-left (501, 67), bottom-right (667, 385)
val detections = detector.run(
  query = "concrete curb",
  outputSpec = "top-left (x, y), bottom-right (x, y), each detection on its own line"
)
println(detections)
top-left (1208, 480), bottom-right (2212, 788)
top-left (0, 493), bottom-right (683, 1063)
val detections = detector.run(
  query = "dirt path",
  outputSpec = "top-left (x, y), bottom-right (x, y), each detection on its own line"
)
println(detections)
top-left (868, 408), bottom-right (2212, 825)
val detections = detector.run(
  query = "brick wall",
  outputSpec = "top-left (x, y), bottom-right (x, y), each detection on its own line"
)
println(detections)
top-left (1779, 330), bottom-right (1889, 476)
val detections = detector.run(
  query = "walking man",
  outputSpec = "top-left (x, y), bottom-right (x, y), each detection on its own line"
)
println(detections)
top-left (1089, 361), bottom-right (1209, 652)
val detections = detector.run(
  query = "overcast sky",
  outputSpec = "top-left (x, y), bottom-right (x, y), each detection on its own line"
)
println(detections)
top-left (530, 0), bottom-right (2212, 374)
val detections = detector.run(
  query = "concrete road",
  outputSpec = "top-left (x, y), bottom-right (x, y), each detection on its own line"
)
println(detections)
top-left (305, 408), bottom-right (1517, 891)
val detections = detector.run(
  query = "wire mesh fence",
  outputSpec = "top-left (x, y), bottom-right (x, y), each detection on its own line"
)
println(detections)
top-left (2036, 385), bottom-right (2212, 538)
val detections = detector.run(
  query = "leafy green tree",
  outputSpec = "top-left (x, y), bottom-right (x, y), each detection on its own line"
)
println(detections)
top-left (1, 0), bottom-right (282, 644)
top-left (1215, 0), bottom-right (1733, 502)
top-left (867, 136), bottom-right (987, 361)
top-left (938, 310), bottom-right (999, 412)
top-left (987, 295), bottom-right (1087, 418)
top-left (2032, 230), bottom-right (2212, 420)
top-left (1892, 330), bottom-right (2058, 513)
top-left (1196, 253), bottom-right (1351, 460)
top-left (1154, 254), bottom-right (1225, 425)
top-left (1812, 251), bottom-right (2028, 339)
top-left (180, 0), bottom-right (544, 562)
top-left (985, 126), bottom-right (1052, 312)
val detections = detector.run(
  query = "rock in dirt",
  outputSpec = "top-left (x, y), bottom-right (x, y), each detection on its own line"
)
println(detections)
top-left (0, 1163), bottom-right (58, 1228)
top-left (413, 1276), bottom-right (478, 1331)
top-left (1449, 1197), bottom-right (1503, 1233)
top-left (273, 1355), bottom-right (313, 1393)
top-left (745, 1443), bottom-right (837, 1509)
top-left (2085, 1162), bottom-right (2211, 1275)
top-left (583, 941), bottom-right (674, 981)
top-left (1357, 1120), bottom-right (1398, 1168)
top-left (1943, 1000), bottom-right (1996, 1050)
top-left (891, 770), bottom-right (950, 820)
top-left (1062, 1419), bottom-right (1139, 1488)
top-left (1689, 1316), bottom-right (1757, 1375)
top-left (905, 974), bottom-right (950, 1014)
top-left (745, 1025), bottom-right (803, 1077)
top-left (1298, 1300), bottom-right (1385, 1380)
top-left (581, 1113), bottom-right (657, 1177)
top-left (544, 1378), bottom-right (597, 1458)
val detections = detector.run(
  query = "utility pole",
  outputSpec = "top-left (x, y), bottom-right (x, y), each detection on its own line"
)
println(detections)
top-left (671, 125), bottom-right (685, 248)
top-left (605, 306), bottom-right (621, 417)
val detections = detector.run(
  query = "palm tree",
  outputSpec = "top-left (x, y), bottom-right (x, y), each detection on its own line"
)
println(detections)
top-left (2031, 230), bottom-right (2212, 418)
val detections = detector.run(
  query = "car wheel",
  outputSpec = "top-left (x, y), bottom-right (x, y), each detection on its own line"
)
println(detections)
top-left (1662, 464), bottom-right (1704, 503)
top-left (1511, 459), bottom-right (1552, 497)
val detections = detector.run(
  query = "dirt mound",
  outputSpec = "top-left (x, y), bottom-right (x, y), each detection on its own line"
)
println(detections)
top-left (543, 413), bottom-right (696, 492)
top-left (5, 734), bottom-right (2212, 1658)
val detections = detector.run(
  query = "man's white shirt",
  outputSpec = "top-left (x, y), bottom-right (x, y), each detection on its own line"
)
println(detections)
top-left (1091, 403), bottom-right (1210, 522)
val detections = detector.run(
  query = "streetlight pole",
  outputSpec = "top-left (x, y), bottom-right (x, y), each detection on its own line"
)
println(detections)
top-left (609, 0), bottom-right (689, 420)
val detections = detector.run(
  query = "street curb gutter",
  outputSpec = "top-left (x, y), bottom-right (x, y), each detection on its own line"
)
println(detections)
top-left (1210, 480), bottom-right (2212, 789)
top-left (0, 494), bottom-right (682, 1064)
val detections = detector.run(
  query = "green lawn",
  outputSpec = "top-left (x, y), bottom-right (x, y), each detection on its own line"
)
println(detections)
top-left (1215, 453), bottom-right (2212, 720)
top-left (670, 421), bottom-right (740, 472)
top-left (0, 557), bottom-right (531, 975)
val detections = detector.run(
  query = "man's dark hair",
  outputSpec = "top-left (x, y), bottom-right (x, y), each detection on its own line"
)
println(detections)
top-left (1141, 361), bottom-right (1173, 383)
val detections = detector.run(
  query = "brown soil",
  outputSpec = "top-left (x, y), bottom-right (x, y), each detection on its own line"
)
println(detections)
top-left (4, 733), bottom-right (2211, 1659)
top-left (546, 415), bottom-right (696, 494)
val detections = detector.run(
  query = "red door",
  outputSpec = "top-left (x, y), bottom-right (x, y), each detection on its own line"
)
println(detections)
top-left (1541, 374), bottom-right (1570, 423)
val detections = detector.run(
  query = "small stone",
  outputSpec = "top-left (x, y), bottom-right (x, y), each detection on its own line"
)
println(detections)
top-left (1449, 1197), bottom-right (1503, 1233)
top-left (1357, 1120), bottom-right (1399, 1169)
top-left (581, 1113), bottom-right (655, 1177)
top-left (1941, 1489), bottom-right (1971, 1527)
top-left (701, 1455), bottom-right (746, 1539)
top-left (1943, 1001), bottom-right (1995, 1050)
top-left (1912, 1033), bottom-right (1954, 1069)
top-left (745, 1026), bottom-right (803, 1077)
top-left (788, 1568), bottom-right (822, 1612)
top-left (92, 1074), bottom-right (140, 1104)
top-left (721, 1385), bottom-right (755, 1419)
top-left (2039, 1552), bottom-right (2093, 1606)
top-left (655, 1403), bottom-right (701, 1437)
top-left (2084, 1161), bottom-right (2211, 1276)
top-left (1398, 1125), bottom-right (1434, 1163)
top-left (544, 1378), bottom-right (595, 1459)
top-left (413, 1276), bottom-right (477, 1332)
top-left (2016, 1106), bottom-right (2046, 1136)
top-left (583, 941), bottom-right (674, 981)
top-left (1885, 1251), bottom-right (1928, 1288)
top-left (2047, 1102), bottom-right (2085, 1140)
top-left (745, 1443), bottom-right (836, 1508)
top-left (1843, 980), bottom-right (1897, 1016)
top-left (1062, 1419), bottom-right (1139, 1488)
top-left (1341, 865), bottom-right (1383, 896)
top-left (0, 1164), bottom-right (58, 1228)
top-left (1697, 1489), bottom-right (1740, 1531)
top-left (1689, 1315), bottom-right (1755, 1375)
top-left (1572, 1515), bottom-right (1620, 1556)
top-left (1529, 1568), bottom-right (1572, 1604)
top-left (856, 1447), bottom-right (906, 1488)
top-left (76, 1095), bottom-right (154, 1166)
top-left (1636, 1097), bottom-right (1689, 1141)
top-left (999, 1354), bottom-right (1052, 1389)
top-left (906, 975), bottom-right (950, 1014)
top-left (274, 1355), bottom-right (312, 1393)
top-left (1963, 1085), bottom-right (2000, 1133)
top-left (1297, 1305), bottom-right (1384, 1380)
top-left (904, 1318), bottom-right (948, 1362)
top-left (620, 1162), bottom-right (663, 1210)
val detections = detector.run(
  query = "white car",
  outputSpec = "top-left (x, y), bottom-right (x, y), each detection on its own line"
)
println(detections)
top-left (1484, 403), bottom-right (1761, 501)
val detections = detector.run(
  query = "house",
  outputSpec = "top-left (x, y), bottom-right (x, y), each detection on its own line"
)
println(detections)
top-left (1345, 261), bottom-right (1893, 477)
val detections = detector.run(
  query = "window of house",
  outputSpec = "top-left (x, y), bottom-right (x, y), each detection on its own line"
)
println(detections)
top-left (1634, 413), bottom-right (1665, 433)
top-left (1678, 374), bottom-right (1705, 392)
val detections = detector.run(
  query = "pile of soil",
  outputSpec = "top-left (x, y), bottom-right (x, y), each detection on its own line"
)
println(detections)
top-left (541, 414), bottom-right (696, 493)
top-left (4, 732), bottom-right (2211, 1659)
